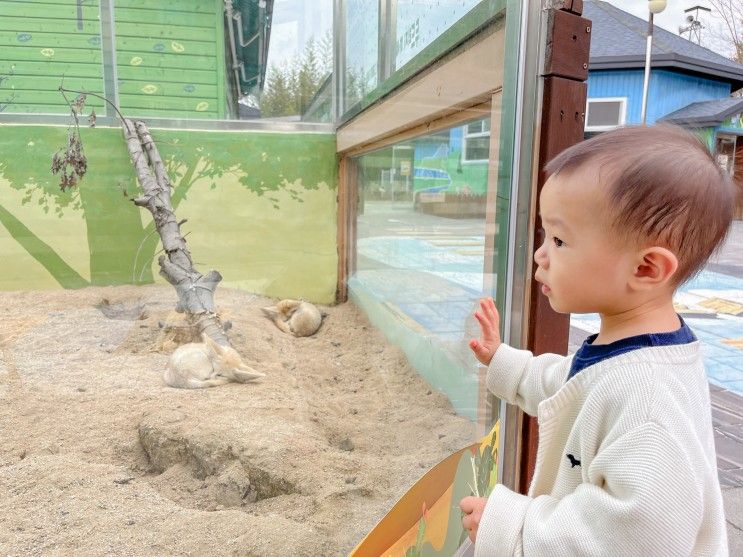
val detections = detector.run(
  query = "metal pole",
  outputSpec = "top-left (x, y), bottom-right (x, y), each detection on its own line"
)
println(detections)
top-left (640, 12), bottom-right (654, 125)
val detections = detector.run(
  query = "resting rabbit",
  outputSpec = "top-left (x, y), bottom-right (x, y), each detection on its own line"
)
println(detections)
top-left (163, 333), bottom-right (264, 389)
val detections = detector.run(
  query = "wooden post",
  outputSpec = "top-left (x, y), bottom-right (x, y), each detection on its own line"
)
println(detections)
top-left (519, 1), bottom-right (591, 494)
top-left (336, 156), bottom-right (359, 303)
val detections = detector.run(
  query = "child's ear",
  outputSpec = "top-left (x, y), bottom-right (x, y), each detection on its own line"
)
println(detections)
top-left (631, 247), bottom-right (678, 290)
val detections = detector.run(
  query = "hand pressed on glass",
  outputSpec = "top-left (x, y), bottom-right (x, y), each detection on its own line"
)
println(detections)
top-left (469, 297), bottom-right (501, 366)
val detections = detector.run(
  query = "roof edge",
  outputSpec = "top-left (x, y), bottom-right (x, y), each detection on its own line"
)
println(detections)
top-left (589, 53), bottom-right (743, 89)
top-left (660, 99), bottom-right (743, 127)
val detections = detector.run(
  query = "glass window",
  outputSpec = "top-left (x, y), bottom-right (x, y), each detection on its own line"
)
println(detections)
top-left (395, 0), bottom-right (484, 69)
top-left (585, 98), bottom-right (626, 131)
top-left (349, 116), bottom-right (502, 423)
top-left (0, 0), bottom-right (334, 122)
top-left (463, 118), bottom-right (491, 162)
top-left (344, 0), bottom-right (380, 110)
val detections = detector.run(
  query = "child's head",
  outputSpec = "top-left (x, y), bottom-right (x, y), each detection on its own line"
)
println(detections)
top-left (534, 124), bottom-right (734, 315)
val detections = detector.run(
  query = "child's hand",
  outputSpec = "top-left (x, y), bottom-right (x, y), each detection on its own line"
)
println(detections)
top-left (460, 496), bottom-right (487, 543)
top-left (469, 297), bottom-right (502, 366)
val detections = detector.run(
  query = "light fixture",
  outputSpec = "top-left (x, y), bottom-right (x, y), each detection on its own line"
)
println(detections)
top-left (648, 0), bottom-right (667, 14)
top-left (640, 0), bottom-right (667, 124)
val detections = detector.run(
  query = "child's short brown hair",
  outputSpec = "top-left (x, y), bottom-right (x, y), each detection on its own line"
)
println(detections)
top-left (545, 124), bottom-right (735, 284)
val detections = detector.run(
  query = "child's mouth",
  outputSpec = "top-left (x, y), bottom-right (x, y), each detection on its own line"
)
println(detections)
top-left (541, 284), bottom-right (551, 295)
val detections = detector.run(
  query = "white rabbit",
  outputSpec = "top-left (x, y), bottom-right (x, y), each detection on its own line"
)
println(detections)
top-left (261, 299), bottom-right (324, 337)
top-left (163, 333), bottom-right (265, 389)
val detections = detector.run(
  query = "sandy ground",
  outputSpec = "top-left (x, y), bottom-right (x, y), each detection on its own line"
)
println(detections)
top-left (0, 285), bottom-right (474, 556)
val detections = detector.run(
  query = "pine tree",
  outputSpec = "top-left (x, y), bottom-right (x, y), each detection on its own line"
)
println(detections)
top-left (261, 66), bottom-right (294, 117)
top-left (296, 38), bottom-right (321, 114)
top-left (259, 33), bottom-right (332, 117)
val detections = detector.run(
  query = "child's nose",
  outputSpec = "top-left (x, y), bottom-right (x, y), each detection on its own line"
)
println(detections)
top-left (534, 235), bottom-right (548, 268)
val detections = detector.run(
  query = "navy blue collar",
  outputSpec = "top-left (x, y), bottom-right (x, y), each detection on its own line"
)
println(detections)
top-left (568, 316), bottom-right (696, 381)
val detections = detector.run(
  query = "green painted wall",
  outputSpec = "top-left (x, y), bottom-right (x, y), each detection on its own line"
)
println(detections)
top-left (0, 0), bottom-right (106, 114)
top-left (0, 125), bottom-right (338, 304)
top-left (114, 0), bottom-right (226, 118)
top-left (0, 0), bottom-right (227, 119)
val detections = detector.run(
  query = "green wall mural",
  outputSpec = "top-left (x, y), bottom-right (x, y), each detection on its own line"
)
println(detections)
top-left (0, 125), bottom-right (338, 303)
top-left (0, 0), bottom-right (227, 119)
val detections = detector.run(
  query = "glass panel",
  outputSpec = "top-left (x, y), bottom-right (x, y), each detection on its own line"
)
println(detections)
top-left (0, 0), bottom-right (105, 114)
top-left (464, 135), bottom-right (490, 161)
top-left (587, 100), bottom-right (622, 128)
top-left (344, 0), bottom-right (379, 110)
top-left (349, 116), bottom-right (502, 428)
top-left (396, 0), bottom-right (484, 69)
top-left (467, 121), bottom-right (484, 134)
top-left (341, 0), bottom-right (504, 120)
top-left (0, 0), bottom-right (334, 122)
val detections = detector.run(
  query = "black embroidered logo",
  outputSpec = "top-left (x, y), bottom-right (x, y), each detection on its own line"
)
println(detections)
top-left (566, 454), bottom-right (581, 468)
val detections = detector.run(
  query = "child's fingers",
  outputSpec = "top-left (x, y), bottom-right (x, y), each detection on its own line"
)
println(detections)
top-left (474, 310), bottom-right (491, 331)
top-left (459, 496), bottom-right (477, 513)
top-left (482, 297), bottom-right (499, 328)
top-left (469, 339), bottom-right (489, 358)
top-left (474, 309), bottom-right (497, 342)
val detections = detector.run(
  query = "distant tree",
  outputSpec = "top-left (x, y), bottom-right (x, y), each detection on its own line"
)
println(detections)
top-left (261, 67), bottom-right (295, 117)
top-left (261, 32), bottom-right (332, 117)
top-left (705, 0), bottom-right (742, 63)
top-left (296, 38), bottom-right (321, 114)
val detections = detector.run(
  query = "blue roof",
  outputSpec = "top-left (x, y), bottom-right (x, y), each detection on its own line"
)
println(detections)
top-left (584, 1), bottom-right (743, 89)
top-left (660, 97), bottom-right (743, 126)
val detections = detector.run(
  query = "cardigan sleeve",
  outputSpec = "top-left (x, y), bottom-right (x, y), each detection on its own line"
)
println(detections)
top-left (485, 344), bottom-right (568, 416)
top-left (473, 422), bottom-right (705, 557)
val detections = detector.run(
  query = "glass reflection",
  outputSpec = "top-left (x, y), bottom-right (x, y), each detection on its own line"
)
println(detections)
top-left (396, 0), bottom-right (483, 69)
top-left (0, 0), bottom-right (334, 122)
top-left (349, 117), bottom-right (497, 422)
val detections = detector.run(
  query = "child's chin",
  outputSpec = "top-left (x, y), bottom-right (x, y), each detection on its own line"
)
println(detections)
top-left (546, 298), bottom-right (570, 315)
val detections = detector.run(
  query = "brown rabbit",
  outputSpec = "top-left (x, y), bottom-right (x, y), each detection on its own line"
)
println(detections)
top-left (163, 333), bottom-right (264, 389)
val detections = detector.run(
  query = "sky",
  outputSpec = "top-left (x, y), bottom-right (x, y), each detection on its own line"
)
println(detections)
top-left (600, 0), bottom-right (736, 58)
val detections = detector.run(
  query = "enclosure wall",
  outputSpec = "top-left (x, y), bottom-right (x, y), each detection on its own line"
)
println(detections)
top-left (0, 125), bottom-right (338, 303)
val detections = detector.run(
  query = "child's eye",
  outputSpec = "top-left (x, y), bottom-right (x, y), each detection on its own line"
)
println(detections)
top-left (553, 237), bottom-right (564, 247)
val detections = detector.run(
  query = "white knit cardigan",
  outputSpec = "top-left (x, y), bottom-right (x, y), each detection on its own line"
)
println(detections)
top-left (474, 342), bottom-right (728, 557)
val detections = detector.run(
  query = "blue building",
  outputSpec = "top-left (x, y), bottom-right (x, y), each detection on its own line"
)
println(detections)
top-left (584, 0), bottom-right (743, 217)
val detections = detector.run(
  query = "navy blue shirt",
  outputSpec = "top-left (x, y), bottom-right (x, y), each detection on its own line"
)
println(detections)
top-left (568, 316), bottom-right (697, 381)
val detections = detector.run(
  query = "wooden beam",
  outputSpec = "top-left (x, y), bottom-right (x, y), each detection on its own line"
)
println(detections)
top-left (544, 10), bottom-right (592, 81)
top-left (342, 100), bottom-right (494, 158)
top-left (336, 156), bottom-right (358, 303)
top-left (519, 6), bottom-right (591, 495)
top-left (336, 26), bottom-right (506, 154)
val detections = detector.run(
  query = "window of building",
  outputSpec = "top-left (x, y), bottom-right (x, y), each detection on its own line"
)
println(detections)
top-left (585, 98), bottom-right (627, 132)
top-left (716, 135), bottom-right (737, 176)
top-left (462, 118), bottom-right (491, 162)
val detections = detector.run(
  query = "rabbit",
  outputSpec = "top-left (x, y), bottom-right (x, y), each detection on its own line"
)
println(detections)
top-left (163, 333), bottom-right (265, 389)
top-left (261, 299), bottom-right (324, 337)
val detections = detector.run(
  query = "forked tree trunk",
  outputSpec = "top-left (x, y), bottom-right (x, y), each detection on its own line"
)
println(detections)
top-left (122, 119), bottom-right (228, 345)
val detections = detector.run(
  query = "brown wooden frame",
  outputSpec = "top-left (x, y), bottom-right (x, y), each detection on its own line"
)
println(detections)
top-left (519, 0), bottom-right (592, 493)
